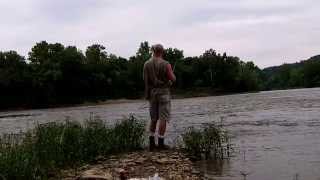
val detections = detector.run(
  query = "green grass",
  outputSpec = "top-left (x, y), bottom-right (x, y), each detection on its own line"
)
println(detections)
top-left (0, 115), bottom-right (145, 180)
top-left (182, 122), bottom-right (232, 160)
top-left (0, 114), bottom-right (232, 179)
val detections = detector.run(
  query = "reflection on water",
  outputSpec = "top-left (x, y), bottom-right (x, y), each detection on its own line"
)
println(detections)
top-left (195, 159), bottom-right (232, 177)
top-left (1, 88), bottom-right (320, 180)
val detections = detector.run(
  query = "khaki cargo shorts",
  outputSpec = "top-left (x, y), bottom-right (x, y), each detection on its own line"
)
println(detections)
top-left (149, 89), bottom-right (171, 122)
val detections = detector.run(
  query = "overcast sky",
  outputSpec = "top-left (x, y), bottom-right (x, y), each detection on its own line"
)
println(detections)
top-left (0, 0), bottom-right (319, 68)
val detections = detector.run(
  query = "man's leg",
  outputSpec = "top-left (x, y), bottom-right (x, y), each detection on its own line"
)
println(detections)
top-left (158, 119), bottom-right (168, 149)
top-left (149, 120), bottom-right (157, 151)
top-left (149, 119), bottom-right (157, 134)
top-left (158, 100), bottom-right (170, 150)
top-left (149, 100), bottom-right (159, 151)
top-left (158, 119), bottom-right (166, 136)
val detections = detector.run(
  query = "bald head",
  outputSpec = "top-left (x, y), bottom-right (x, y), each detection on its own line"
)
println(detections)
top-left (151, 44), bottom-right (164, 57)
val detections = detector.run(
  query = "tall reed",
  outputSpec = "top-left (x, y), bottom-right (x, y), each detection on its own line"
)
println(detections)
top-left (0, 115), bottom-right (145, 180)
top-left (182, 122), bottom-right (232, 160)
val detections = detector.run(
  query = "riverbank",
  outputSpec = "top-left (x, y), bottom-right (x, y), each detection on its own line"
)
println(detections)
top-left (0, 87), bottom-right (259, 113)
top-left (61, 150), bottom-right (203, 180)
top-left (0, 112), bottom-right (231, 179)
top-left (0, 116), bottom-right (146, 179)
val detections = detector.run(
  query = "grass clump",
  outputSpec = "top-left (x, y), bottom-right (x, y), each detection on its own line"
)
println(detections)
top-left (182, 122), bottom-right (232, 160)
top-left (0, 115), bottom-right (145, 180)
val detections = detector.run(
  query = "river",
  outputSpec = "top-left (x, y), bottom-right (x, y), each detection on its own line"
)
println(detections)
top-left (0, 88), bottom-right (320, 180)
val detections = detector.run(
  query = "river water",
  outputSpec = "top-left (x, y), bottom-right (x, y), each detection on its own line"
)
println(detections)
top-left (0, 88), bottom-right (320, 180)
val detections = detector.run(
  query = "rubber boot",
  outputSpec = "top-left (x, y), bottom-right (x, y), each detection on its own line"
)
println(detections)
top-left (149, 136), bottom-right (156, 151)
top-left (158, 137), bottom-right (169, 150)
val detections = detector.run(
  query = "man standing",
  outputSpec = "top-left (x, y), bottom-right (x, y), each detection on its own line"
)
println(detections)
top-left (143, 44), bottom-right (176, 151)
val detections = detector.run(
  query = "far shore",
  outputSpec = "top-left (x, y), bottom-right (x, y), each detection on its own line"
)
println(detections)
top-left (0, 88), bottom-right (253, 113)
top-left (2, 87), bottom-right (317, 113)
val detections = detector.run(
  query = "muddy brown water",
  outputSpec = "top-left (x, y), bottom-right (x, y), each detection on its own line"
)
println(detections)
top-left (1, 88), bottom-right (320, 180)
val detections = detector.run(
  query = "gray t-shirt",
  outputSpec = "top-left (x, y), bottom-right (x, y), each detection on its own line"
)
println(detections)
top-left (143, 57), bottom-right (170, 99)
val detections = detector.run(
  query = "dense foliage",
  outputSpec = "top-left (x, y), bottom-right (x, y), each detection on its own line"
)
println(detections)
top-left (0, 41), bottom-right (262, 109)
top-left (0, 115), bottom-right (145, 179)
top-left (182, 122), bottom-right (231, 160)
top-left (262, 55), bottom-right (320, 90)
top-left (0, 41), bottom-right (319, 109)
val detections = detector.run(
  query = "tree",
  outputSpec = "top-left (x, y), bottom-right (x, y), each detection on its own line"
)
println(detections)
top-left (0, 51), bottom-right (30, 108)
top-left (303, 60), bottom-right (320, 87)
top-left (164, 48), bottom-right (184, 66)
top-left (85, 44), bottom-right (108, 64)
top-left (135, 41), bottom-right (151, 62)
top-left (237, 61), bottom-right (260, 91)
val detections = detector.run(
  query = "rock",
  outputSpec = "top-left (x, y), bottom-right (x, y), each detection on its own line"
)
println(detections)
top-left (145, 166), bottom-right (156, 170)
top-left (169, 155), bottom-right (180, 159)
top-left (122, 158), bottom-right (134, 164)
top-left (62, 150), bottom-right (203, 180)
top-left (183, 166), bottom-right (191, 172)
top-left (82, 168), bottom-right (103, 176)
top-left (135, 157), bottom-right (147, 164)
top-left (79, 165), bottom-right (90, 171)
top-left (78, 175), bottom-right (112, 180)
top-left (115, 168), bottom-right (129, 180)
top-left (156, 158), bottom-right (172, 164)
top-left (126, 162), bottom-right (137, 166)
top-left (95, 155), bottom-right (106, 162)
top-left (115, 168), bottom-right (126, 174)
top-left (191, 170), bottom-right (201, 175)
top-left (79, 168), bottom-right (112, 180)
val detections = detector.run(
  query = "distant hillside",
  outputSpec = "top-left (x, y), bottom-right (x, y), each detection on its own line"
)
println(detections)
top-left (307, 54), bottom-right (320, 61)
top-left (261, 55), bottom-right (320, 90)
top-left (264, 55), bottom-right (320, 73)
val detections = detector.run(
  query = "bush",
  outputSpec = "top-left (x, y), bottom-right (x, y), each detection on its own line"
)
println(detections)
top-left (0, 115), bottom-right (145, 180)
top-left (182, 122), bottom-right (231, 160)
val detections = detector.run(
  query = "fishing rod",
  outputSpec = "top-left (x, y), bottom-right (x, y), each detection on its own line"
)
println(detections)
top-left (172, 59), bottom-right (178, 73)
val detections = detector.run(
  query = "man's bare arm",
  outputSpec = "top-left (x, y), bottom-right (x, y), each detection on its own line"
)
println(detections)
top-left (166, 64), bottom-right (176, 82)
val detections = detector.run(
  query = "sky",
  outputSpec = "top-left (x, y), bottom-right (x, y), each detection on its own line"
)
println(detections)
top-left (0, 0), bottom-right (319, 68)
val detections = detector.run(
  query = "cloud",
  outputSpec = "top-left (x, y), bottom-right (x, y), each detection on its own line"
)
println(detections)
top-left (0, 0), bottom-right (319, 68)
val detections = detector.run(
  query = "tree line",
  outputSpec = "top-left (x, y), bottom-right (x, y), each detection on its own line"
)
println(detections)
top-left (262, 55), bottom-right (320, 90)
top-left (0, 41), bottom-right (319, 109)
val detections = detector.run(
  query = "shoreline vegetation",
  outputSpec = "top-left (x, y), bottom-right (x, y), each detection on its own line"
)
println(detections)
top-left (0, 87), bottom-right (256, 112)
top-left (1, 40), bottom-right (319, 110)
top-left (1, 86), bottom-right (315, 113)
top-left (0, 115), bottom-right (231, 180)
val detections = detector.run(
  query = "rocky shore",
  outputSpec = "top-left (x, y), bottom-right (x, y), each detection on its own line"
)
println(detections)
top-left (61, 150), bottom-right (203, 180)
